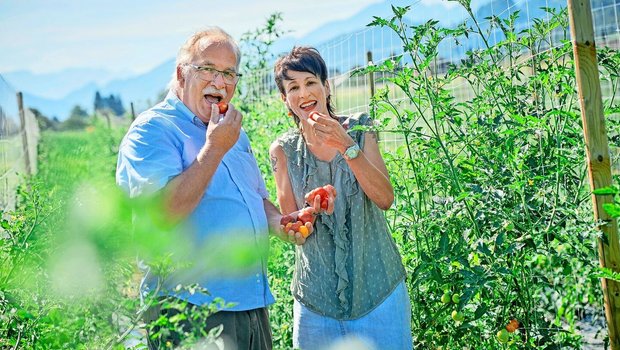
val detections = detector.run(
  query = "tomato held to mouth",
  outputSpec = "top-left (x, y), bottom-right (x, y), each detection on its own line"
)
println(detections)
top-left (217, 102), bottom-right (228, 114)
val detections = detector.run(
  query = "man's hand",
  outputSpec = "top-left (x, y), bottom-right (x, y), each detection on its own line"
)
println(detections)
top-left (204, 103), bottom-right (242, 155)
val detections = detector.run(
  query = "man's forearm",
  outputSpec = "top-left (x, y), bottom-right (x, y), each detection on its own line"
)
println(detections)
top-left (163, 146), bottom-right (225, 221)
top-left (263, 199), bottom-right (282, 234)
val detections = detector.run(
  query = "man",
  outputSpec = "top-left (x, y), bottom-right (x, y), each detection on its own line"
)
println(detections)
top-left (116, 27), bottom-right (288, 349)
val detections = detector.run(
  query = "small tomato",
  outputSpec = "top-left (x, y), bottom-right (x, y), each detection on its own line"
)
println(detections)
top-left (451, 310), bottom-right (464, 322)
top-left (441, 293), bottom-right (451, 304)
top-left (496, 329), bottom-right (509, 343)
top-left (299, 225), bottom-right (310, 238)
top-left (451, 294), bottom-right (460, 304)
top-left (217, 102), bottom-right (228, 114)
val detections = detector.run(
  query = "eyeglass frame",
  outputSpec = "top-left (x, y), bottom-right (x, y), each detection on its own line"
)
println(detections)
top-left (186, 64), bottom-right (242, 84)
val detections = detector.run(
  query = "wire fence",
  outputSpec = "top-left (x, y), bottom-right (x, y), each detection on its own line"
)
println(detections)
top-left (241, 0), bottom-right (620, 171)
top-left (0, 75), bottom-right (40, 213)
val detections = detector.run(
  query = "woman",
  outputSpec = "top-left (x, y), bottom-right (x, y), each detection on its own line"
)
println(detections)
top-left (270, 46), bottom-right (413, 350)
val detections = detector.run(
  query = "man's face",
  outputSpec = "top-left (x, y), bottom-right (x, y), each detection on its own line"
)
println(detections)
top-left (178, 39), bottom-right (238, 123)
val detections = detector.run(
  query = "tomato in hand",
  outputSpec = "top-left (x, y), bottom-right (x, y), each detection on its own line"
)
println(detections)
top-left (217, 102), bottom-right (228, 114)
top-left (305, 185), bottom-right (336, 210)
top-left (297, 207), bottom-right (315, 224)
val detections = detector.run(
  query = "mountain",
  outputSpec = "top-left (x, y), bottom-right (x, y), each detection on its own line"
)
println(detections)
top-left (2, 68), bottom-right (128, 100)
top-left (271, 0), bottom-right (469, 56)
top-left (6, 0), bottom-right (566, 120)
top-left (278, 0), bottom-right (564, 75)
top-left (20, 59), bottom-right (174, 120)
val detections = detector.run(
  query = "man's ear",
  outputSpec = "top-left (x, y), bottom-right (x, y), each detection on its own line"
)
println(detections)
top-left (176, 65), bottom-right (185, 87)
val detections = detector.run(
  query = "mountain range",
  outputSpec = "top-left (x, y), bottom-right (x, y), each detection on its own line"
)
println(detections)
top-left (1, 0), bottom-right (564, 120)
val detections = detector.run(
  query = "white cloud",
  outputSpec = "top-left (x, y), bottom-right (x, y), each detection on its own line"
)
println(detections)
top-left (420, 0), bottom-right (460, 9)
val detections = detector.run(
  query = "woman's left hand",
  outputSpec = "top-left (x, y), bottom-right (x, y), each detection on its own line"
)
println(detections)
top-left (307, 112), bottom-right (355, 154)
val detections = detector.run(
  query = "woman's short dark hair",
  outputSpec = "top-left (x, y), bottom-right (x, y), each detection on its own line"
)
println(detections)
top-left (274, 47), bottom-right (336, 122)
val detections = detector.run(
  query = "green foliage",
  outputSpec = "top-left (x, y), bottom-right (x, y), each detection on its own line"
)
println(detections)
top-left (354, 4), bottom-right (619, 349)
top-left (61, 105), bottom-right (92, 130)
top-left (2, 6), bottom-right (619, 350)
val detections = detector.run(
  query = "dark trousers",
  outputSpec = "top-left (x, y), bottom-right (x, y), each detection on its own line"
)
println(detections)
top-left (145, 299), bottom-right (272, 350)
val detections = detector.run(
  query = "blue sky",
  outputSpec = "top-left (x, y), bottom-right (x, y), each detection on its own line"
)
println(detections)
top-left (0, 0), bottom-right (463, 75)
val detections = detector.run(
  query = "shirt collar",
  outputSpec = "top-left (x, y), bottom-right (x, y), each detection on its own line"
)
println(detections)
top-left (164, 89), bottom-right (208, 129)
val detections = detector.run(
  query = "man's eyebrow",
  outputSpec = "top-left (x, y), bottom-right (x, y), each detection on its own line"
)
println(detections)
top-left (197, 61), bottom-right (237, 72)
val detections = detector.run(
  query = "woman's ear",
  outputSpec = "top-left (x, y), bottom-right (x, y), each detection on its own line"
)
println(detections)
top-left (280, 93), bottom-right (287, 102)
top-left (325, 80), bottom-right (331, 96)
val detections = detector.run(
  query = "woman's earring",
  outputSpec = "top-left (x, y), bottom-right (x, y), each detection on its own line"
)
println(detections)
top-left (288, 110), bottom-right (293, 117)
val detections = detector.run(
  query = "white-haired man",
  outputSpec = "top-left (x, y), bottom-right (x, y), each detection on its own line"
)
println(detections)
top-left (116, 27), bottom-right (287, 349)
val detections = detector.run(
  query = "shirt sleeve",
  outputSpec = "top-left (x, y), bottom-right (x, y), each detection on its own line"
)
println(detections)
top-left (256, 161), bottom-right (269, 200)
top-left (116, 119), bottom-right (183, 198)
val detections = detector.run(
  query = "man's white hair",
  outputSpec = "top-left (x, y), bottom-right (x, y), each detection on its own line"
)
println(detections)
top-left (167, 27), bottom-right (241, 92)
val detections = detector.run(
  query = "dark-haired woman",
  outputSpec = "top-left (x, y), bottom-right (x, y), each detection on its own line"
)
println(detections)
top-left (269, 46), bottom-right (413, 350)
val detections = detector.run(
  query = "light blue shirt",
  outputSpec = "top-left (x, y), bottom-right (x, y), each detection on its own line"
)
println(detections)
top-left (116, 90), bottom-right (275, 310)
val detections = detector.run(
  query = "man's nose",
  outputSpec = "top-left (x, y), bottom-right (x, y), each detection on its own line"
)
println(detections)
top-left (212, 73), bottom-right (226, 89)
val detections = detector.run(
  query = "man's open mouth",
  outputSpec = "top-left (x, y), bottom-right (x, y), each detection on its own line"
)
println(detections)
top-left (204, 94), bottom-right (223, 104)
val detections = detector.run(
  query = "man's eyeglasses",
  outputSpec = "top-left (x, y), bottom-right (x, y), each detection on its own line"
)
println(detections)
top-left (187, 64), bottom-right (241, 84)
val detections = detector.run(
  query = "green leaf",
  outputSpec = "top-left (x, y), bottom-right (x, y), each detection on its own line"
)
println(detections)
top-left (593, 267), bottom-right (620, 282)
top-left (593, 186), bottom-right (618, 195)
top-left (602, 203), bottom-right (620, 217)
top-left (473, 303), bottom-right (488, 320)
top-left (439, 232), bottom-right (449, 255)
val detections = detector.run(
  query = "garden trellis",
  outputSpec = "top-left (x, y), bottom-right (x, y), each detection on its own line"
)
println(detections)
top-left (239, 0), bottom-right (620, 347)
top-left (0, 76), bottom-right (39, 212)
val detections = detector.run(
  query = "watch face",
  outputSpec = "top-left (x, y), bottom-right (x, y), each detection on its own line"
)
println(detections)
top-left (345, 144), bottom-right (360, 159)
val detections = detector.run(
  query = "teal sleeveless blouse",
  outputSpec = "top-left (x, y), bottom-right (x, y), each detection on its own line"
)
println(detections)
top-left (276, 113), bottom-right (406, 320)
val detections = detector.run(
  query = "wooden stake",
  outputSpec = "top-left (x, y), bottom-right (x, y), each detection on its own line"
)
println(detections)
top-left (567, 0), bottom-right (620, 348)
top-left (16, 92), bottom-right (31, 175)
top-left (367, 51), bottom-right (375, 98)
top-left (130, 102), bottom-right (136, 121)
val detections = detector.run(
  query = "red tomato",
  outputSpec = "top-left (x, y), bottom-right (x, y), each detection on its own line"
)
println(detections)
top-left (280, 214), bottom-right (295, 226)
top-left (217, 102), bottom-right (228, 114)
top-left (297, 208), bottom-right (314, 224)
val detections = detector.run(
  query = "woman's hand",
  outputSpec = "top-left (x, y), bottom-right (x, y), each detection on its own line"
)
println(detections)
top-left (307, 112), bottom-right (355, 154)
top-left (275, 207), bottom-right (316, 245)
top-left (304, 184), bottom-right (336, 215)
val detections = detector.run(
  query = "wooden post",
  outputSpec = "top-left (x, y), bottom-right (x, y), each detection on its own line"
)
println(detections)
top-left (16, 92), bottom-right (31, 175)
top-left (130, 102), bottom-right (136, 121)
top-left (367, 51), bottom-right (375, 98)
top-left (567, 0), bottom-right (620, 348)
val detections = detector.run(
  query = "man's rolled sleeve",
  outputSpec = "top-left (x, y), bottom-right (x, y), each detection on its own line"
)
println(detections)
top-left (116, 120), bottom-right (183, 198)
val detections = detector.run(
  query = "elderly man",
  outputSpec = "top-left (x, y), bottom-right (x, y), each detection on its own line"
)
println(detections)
top-left (116, 27), bottom-right (286, 349)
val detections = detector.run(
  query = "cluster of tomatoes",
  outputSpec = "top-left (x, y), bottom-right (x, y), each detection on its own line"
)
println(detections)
top-left (280, 207), bottom-right (314, 238)
top-left (496, 318), bottom-right (520, 343)
top-left (441, 291), bottom-right (519, 344)
top-left (280, 185), bottom-right (337, 238)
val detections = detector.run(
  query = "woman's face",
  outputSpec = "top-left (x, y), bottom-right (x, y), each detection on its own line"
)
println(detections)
top-left (281, 70), bottom-right (330, 120)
